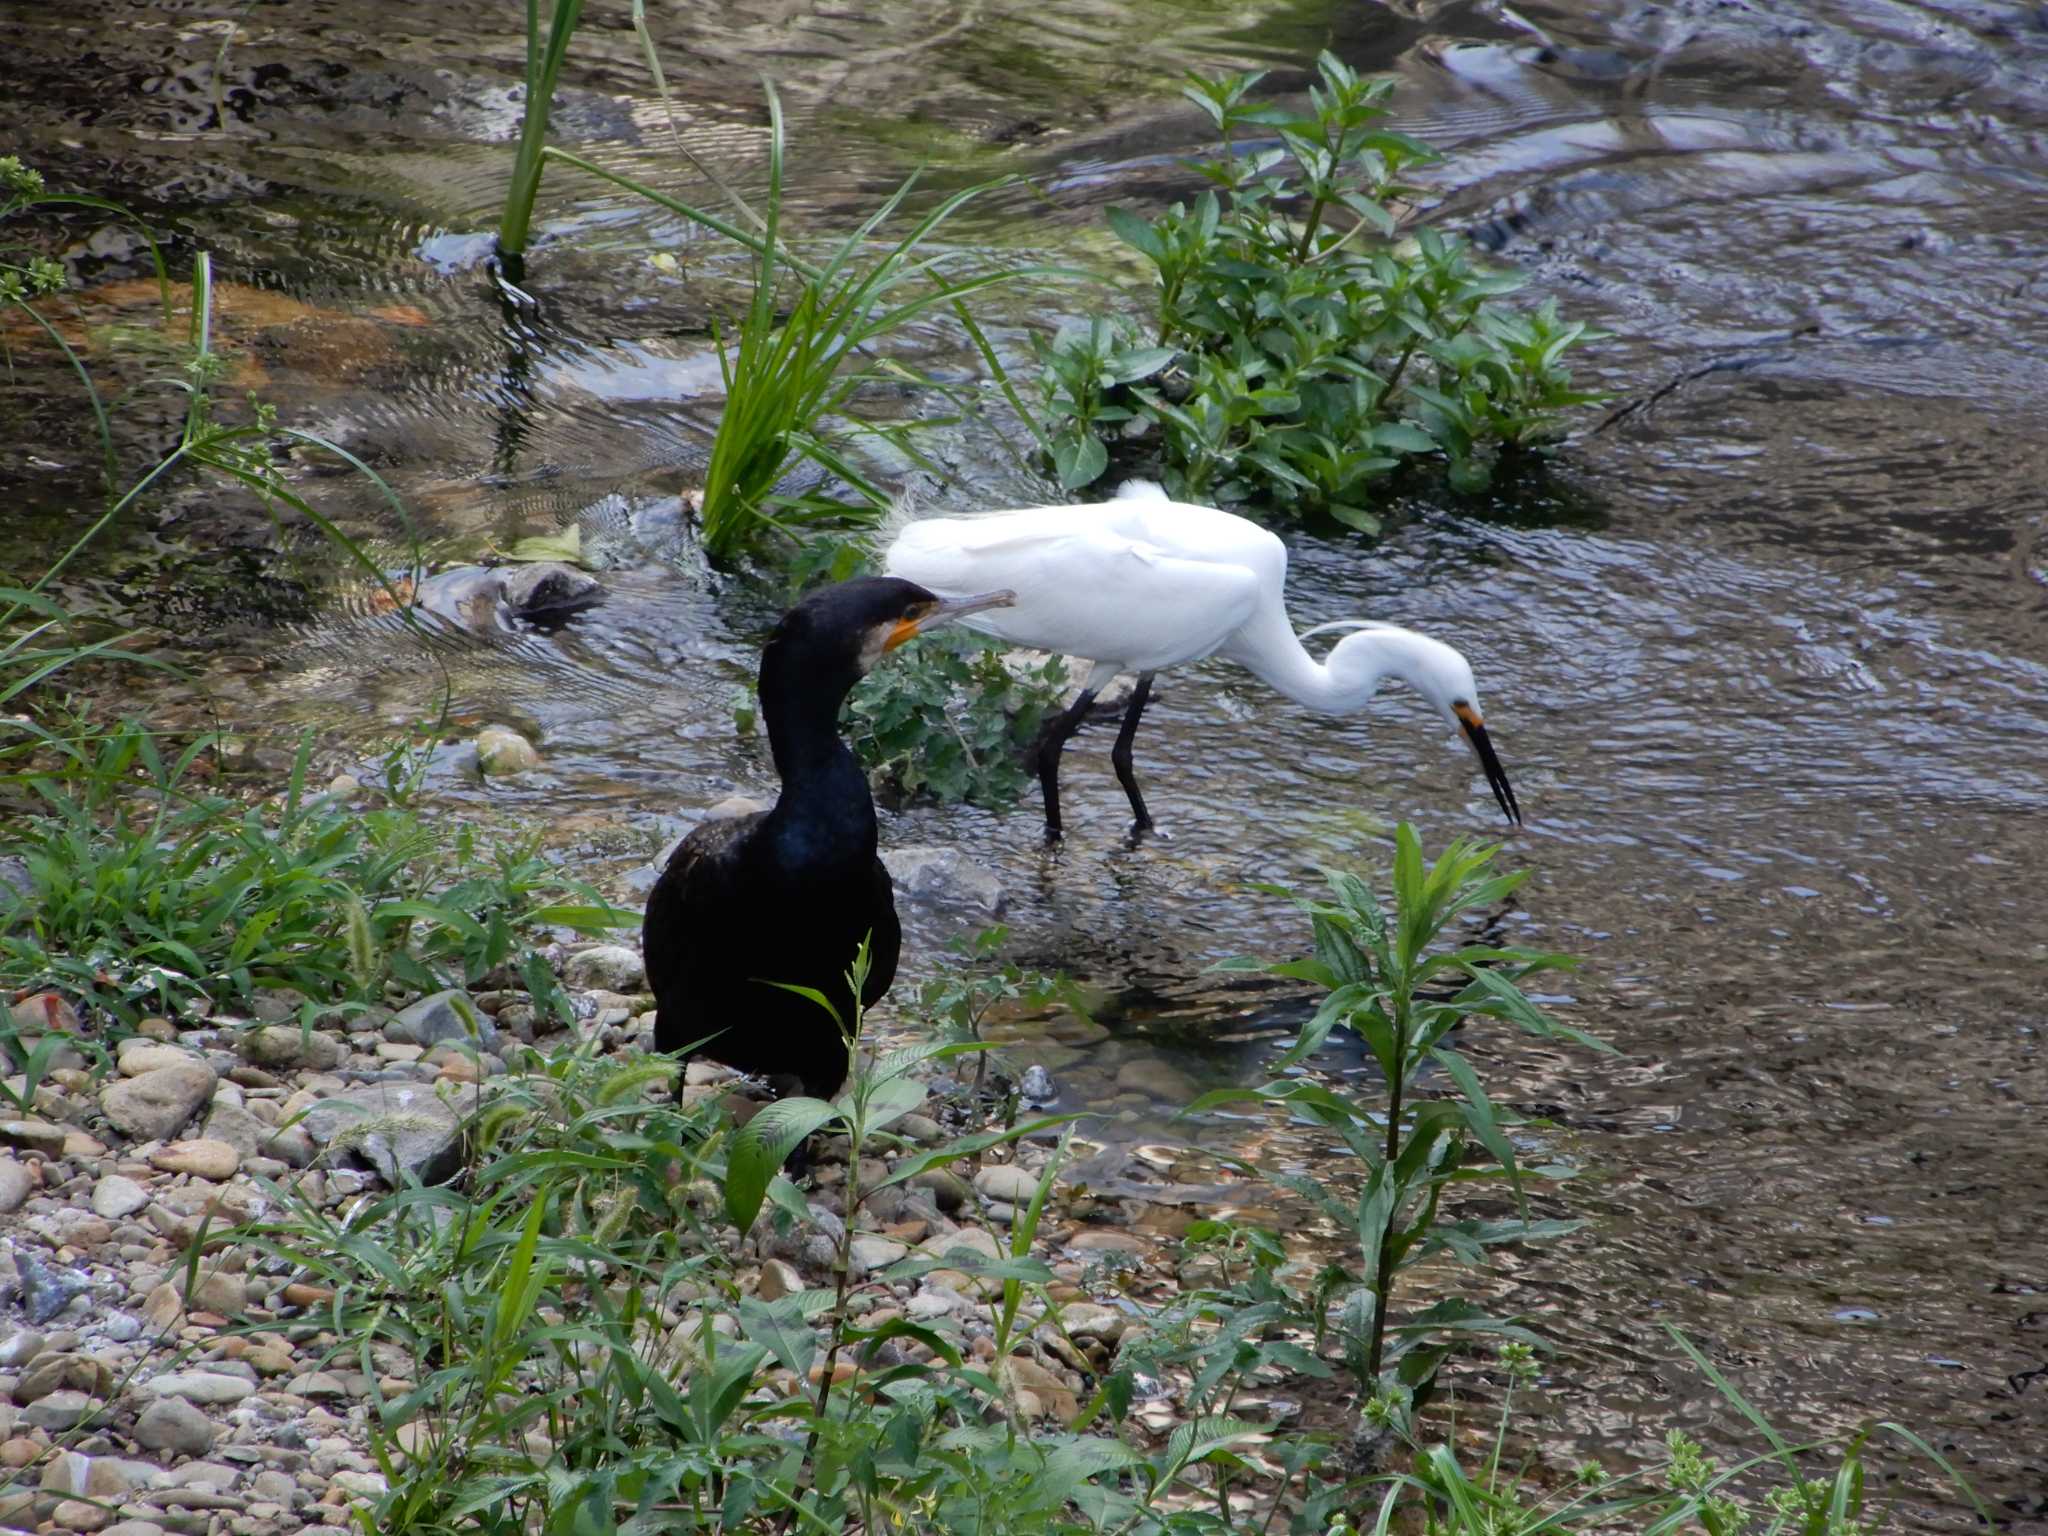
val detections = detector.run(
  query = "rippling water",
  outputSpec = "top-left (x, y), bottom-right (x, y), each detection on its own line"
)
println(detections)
top-left (5, 0), bottom-right (2047, 1525)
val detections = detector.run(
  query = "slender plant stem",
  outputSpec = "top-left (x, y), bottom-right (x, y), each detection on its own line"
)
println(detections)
top-left (1366, 996), bottom-right (1407, 1385)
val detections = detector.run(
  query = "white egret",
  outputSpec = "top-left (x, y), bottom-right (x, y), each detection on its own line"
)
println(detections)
top-left (883, 481), bottom-right (1521, 838)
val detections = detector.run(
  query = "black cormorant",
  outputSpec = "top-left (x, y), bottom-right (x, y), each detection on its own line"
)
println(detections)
top-left (644, 577), bottom-right (1013, 1100)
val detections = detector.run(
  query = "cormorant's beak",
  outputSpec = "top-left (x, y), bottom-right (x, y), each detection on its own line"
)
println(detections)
top-left (884, 589), bottom-right (1015, 651)
top-left (1453, 703), bottom-right (1522, 826)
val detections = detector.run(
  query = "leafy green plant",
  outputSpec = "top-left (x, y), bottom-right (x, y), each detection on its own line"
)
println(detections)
top-left (1196, 827), bottom-right (1610, 1422)
top-left (843, 632), bottom-right (1069, 807)
top-left (1042, 54), bottom-right (1602, 521)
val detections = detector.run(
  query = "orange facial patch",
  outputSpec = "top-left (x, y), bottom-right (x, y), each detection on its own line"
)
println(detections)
top-left (1453, 703), bottom-right (1484, 730)
top-left (883, 617), bottom-right (922, 651)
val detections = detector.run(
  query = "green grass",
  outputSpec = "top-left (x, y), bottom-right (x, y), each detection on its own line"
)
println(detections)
top-left (496, 0), bottom-right (588, 276)
top-left (0, 719), bottom-right (629, 1025)
top-left (544, 82), bottom-right (1051, 566)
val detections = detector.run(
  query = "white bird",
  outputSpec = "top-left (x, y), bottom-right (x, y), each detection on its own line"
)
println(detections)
top-left (883, 481), bottom-right (1521, 838)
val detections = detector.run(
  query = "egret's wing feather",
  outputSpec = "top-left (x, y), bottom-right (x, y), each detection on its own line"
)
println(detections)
top-left (887, 518), bottom-right (1260, 670)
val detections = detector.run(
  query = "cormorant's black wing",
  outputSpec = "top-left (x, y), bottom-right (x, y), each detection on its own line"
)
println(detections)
top-left (861, 855), bottom-right (901, 1010)
top-left (643, 813), bottom-right (762, 1056)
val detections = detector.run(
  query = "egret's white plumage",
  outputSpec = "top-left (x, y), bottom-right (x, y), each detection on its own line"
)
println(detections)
top-left (884, 481), bottom-right (1521, 835)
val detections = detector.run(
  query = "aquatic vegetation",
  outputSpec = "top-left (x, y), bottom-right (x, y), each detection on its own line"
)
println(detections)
top-left (1039, 54), bottom-right (1603, 524)
top-left (545, 86), bottom-right (1040, 567)
top-left (843, 632), bottom-right (1070, 807)
top-left (496, 0), bottom-right (587, 276)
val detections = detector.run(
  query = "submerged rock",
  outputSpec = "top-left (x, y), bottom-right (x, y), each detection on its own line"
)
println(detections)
top-left (411, 561), bottom-right (603, 632)
top-left (475, 726), bottom-right (541, 776)
top-left (884, 846), bottom-right (1005, 917)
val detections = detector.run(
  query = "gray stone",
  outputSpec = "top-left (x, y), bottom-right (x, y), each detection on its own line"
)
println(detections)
top-left (14, 1248), bottom-right (92, 1324)
top-left (0, 1120), bottom-right (67, 1158)
top-left (909, 1169), bottom-right (968, 1213)
top-left (21, 1387), bottom-right (94, 1430)
top-left (237, 1026), bottom-right (344, 1072)
top-left (0, 1329), bottom-right (45, 1368)
top-left (1019, 1064), bottom-right (1058, 1104)
top-left (133, 1395), bottom-right (216, 1455)
top-left (196, 1102), bottom-right (270, 1164)
top-left (0, 1158), bottom-right (33, 1215)
top-left (562, 945), bottom-right (645, 992)
top-left (475, 725), bottom-right (540, 775)
top-left (141, 1371), bottom-right (255, 1405)
top-left (91, 1175), bottom-right (150, 1221)
top-left (387, 990), bottom-right (494, 1050)
top-left (298, 1081), bottom-right (471, 1186)
top-left (974, 1163), bottom-right (1040, 1204)
top-left (849, 1235), bottom-right (909, 1275)
top-left (100, 1063), bottom-right (217, 1141)
top-left (882, 846), bottom-right (1005, 917)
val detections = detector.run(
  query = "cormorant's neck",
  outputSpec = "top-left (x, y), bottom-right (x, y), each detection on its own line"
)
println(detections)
top-left (760, 643), bottom-right (875, 866)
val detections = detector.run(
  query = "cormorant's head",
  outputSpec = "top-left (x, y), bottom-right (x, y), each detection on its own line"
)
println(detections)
top-left (769, 577), bottom-right (1016, 689)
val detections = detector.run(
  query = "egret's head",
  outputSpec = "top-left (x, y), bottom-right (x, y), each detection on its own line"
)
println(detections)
top-left (1322, 623), bottom-right (1522, 826)
top-left (1409, 639), bottom-right (1520, 828)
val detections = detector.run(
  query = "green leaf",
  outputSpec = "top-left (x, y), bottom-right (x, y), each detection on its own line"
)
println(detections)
top-left (1051, 431), bottom-right (1108, 489)
top-left (724, 1096), bottom-right (842, 1233)
top-left (734, 1294), bottom-right (819, 1385)
top-left (1105, 206), bottom-right (1166, 262)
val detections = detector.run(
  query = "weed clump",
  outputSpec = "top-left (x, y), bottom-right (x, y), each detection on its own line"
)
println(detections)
top-left (1038, 54), bottom-right (1603, 525)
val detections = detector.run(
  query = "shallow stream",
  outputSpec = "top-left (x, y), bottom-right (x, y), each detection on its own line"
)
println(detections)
top-left (4, 0), bottom-right (2046, 1525)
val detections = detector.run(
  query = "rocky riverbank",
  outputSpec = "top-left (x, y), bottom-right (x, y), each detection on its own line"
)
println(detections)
top-left (0, 938), bottom-right (1230, 1536)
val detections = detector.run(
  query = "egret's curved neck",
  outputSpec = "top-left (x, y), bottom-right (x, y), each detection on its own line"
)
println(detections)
top-left (1222, 613), bottom-right (1421, 715)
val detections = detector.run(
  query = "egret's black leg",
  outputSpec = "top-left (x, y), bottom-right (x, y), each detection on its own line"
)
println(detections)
top-left (1110, 672), bottom-right (1156, 832)
top-left (1031, 686), bottom-right (1099, 840)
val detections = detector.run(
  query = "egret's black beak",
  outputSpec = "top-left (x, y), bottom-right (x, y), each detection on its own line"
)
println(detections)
top-left (1454, 704), bottom-right (1521, 826)
top-left (885, 589), bottom-right (1015, 651)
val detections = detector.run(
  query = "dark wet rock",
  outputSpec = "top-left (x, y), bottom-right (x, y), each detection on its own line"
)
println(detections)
top-left (299, 1082), bottom-right (471, 1186)
top-left (387, 989), bottom-right (495, 1049)
top-left (883, 846), bottom-right (1005, 917)
top-left (412, 561), bottom-right (601, 632)
top-left (14, 1248), bottom-right (92, 1325)
top-left (498, 561), bottom-right (604, 620)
